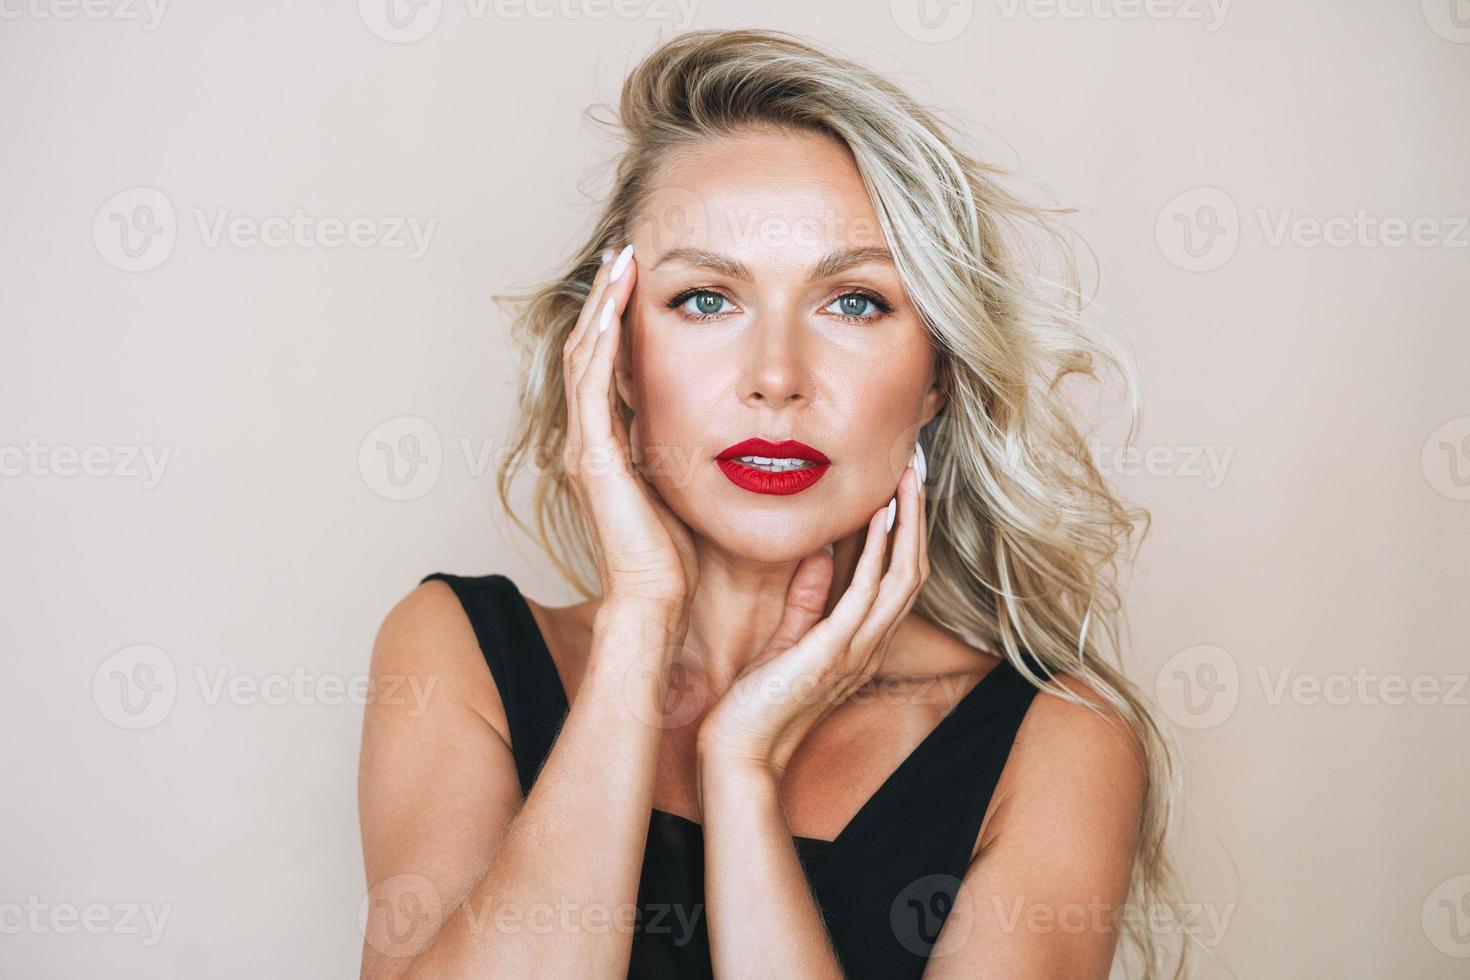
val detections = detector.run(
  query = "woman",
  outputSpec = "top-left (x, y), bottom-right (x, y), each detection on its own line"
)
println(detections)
top-left (358, 29), bottom-right (1184, 980)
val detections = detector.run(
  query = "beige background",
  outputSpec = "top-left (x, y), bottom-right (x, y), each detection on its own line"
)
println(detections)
top-left (3, 2), bottom-right (1467, 976)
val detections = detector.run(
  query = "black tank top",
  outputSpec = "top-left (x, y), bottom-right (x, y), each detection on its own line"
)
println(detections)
top-left (421, 571), bottom-right (1043, 979)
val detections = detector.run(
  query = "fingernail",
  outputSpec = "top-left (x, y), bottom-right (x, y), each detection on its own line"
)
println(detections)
top-left (610, 243), bottom-right (634, 282)
top-left (598, 296), bottom-right (616, 333)
top-left (600, 248), bottom-right (614, 264)
top-left (914, 442), bottom-right (927, 483)
top-left (885, 496), bottom-right (897, 533)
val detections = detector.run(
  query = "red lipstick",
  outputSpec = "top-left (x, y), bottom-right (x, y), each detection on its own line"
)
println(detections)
top-left (715, 437), bottom-right (831, 496)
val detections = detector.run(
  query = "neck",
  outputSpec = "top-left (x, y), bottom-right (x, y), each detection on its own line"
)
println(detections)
top-left (677, 530), bottom-right (867, 699)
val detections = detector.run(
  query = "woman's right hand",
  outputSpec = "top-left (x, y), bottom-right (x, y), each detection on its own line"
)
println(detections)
top-left (562, 244), bottom-right (698, 611)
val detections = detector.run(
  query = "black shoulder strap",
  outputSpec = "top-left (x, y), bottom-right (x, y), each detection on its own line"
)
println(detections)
top-left (419, 572), bottom-right (571, 795)
top-left (808, 655), bottom-right (1044, 976)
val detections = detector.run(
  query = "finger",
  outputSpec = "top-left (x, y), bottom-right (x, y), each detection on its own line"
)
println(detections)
top-left (573, 245), bottom-right (632, 390)
top-left (764, 549), bottom-right (836, 655)
top-left (562, 253), bottom-right (616, 460)
top-left (564, 246), bottom-right (630, 477)
top-left (856, 465), bottom-right (924, 652)
top-left (573, 254), bottom-right (637, 445)
top-left (883, 465), bottom-right (924, 603)
top-left (576, 295), bottom-right (625, 447)
top-left (881, 470), bottom-right (930, 654)
top-left (917, 463), bottom-right (929, 582)
top-left (821, 500), bottom-right (894, 648)
top-left (571, 244), bottom-right (634, 383)
top-left (563, 249), bottom-right (616, 372)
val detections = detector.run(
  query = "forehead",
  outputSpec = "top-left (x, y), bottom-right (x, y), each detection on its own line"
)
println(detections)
top-left (630, 128), bottom-right (887, 261)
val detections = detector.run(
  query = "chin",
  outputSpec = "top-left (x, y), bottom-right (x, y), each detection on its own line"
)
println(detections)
top-left (684, 509), bottom-right (834, 565)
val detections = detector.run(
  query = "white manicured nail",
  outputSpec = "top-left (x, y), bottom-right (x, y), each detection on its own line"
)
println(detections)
top-left (610, 243), bottom-right (634, 282)
top-left (914, 443), bottom-right (927, 483)
top-left (885, 496), bottom-right (897, 532)
top-left (600, 248), bottom-right (614, 264)
top-left (598, 296), bottom-right (616, 333)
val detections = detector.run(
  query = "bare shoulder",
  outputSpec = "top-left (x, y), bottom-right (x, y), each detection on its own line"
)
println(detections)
top-left (368, 578), bottom-right (510, 746)
top-left (981, 669), bottom-right (1147, 855)
top-left (1014, 672), bottom-right (1146, 786)
top-left (359, 581), bottom-right (532, 917)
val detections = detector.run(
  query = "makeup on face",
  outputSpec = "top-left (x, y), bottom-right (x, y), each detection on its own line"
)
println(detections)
top-left (715, 437), bottom-right (831, 495)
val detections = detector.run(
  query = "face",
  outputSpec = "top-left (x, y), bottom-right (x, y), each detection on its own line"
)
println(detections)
top-left (614, 127), bottom-right (946, 563)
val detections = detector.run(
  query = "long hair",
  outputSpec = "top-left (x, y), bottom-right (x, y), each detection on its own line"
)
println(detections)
top-left (493, 28), bottom-right (1189, 978)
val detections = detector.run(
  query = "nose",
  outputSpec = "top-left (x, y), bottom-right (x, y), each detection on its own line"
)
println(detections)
top-left (740, 314), bottom-right (812, 408)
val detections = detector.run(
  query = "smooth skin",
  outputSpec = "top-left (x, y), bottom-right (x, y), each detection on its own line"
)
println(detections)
top-left (357, 127), bottom-right (1144, 979)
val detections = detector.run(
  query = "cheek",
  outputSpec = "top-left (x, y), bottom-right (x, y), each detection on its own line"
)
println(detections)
top-left (831, 350), bottom-right (934, 485)
top-left (626, 324), bottom-right (718, 462)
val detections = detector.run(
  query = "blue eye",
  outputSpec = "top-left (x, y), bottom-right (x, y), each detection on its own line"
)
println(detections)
top-left (825, 292), bottom-right (891, 320)
top-left (677, 290), bottom-right (728, 318)
top-left (828, 294), bottom-right (874, 318)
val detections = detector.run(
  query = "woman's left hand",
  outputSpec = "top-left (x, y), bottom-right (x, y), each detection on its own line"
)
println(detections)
top-left (695, 455), bottom-right (929, 779)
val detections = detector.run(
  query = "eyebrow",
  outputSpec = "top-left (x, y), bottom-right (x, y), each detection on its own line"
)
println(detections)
top-left (650, 245), bottom-right (893, 283)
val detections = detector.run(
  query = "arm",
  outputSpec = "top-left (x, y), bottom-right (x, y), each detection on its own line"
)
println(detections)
top-left (921, 676), bottom-right (1146, 979)
top-left (356, 580), bottom-right (687, 979)
top-left (699, 755), bottom-right (845, 978)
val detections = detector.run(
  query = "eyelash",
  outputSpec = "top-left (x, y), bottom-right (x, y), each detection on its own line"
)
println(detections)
top-left (664, 286), bottom-right (896, 324)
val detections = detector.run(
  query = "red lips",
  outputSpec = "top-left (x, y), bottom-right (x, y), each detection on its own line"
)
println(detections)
top-left (716, 438), bottom-right (831, 463)
top-left (715, 438), bottom-right (831, 496)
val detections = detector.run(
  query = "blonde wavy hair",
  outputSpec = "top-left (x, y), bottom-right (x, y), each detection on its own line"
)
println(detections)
top-left (493, 28), bottom-right (1189, 979)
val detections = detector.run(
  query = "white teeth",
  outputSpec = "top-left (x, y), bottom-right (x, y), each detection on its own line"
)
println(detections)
top-left (734, 455), bottom-right (814, 472)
